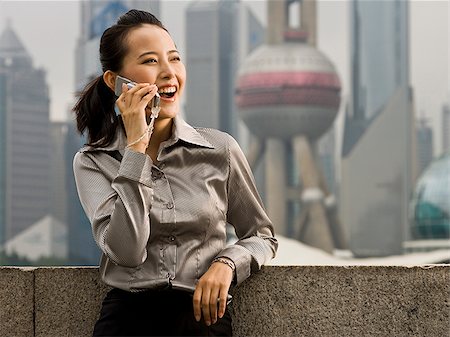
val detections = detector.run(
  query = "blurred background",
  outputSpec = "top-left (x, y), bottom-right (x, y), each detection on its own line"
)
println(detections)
top-left (0, 0), bottom-right (448, 266)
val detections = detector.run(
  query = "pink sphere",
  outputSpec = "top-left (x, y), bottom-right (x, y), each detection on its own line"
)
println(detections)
top-left (236, 43), bottom-right (341, 140)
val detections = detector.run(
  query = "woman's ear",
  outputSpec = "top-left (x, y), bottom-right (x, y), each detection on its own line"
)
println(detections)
top-left (103, 70), bottom-right (116, 92)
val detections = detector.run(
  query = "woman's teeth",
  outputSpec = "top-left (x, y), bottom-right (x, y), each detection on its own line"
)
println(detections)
top-left (158, 86), bottom-right (176, 98)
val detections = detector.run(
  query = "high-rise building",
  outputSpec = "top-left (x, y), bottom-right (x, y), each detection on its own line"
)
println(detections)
top-left (416, 118), bottom-right (434, 175)
top-left (65, 120), bottom-right (100, 265)
top-left (185, 0), bottom-right (264, 141)
top-left (49, 122), bottom-right (69, 224)
top-left (340, 0), bottom-right (413, 256)
top-left (442, 104), bottom-right (450, 154)
top-left (185, 0), bottom-right (240, 138)
top-left (0, 24), bottom-right (51, 246)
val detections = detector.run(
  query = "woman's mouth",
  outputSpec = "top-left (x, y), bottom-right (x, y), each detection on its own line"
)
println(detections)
top-left (158, 86), bottom-right (177, 101)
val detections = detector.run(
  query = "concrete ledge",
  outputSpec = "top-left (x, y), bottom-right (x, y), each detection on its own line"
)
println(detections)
top-left (34, 267), bottom-right (109, 337)
top-left (231, 266), bottom-right (450, 337)
top-left (0, 266), bottom-right (448, 336)
top-left (0, 267), bottom-right (34, 337)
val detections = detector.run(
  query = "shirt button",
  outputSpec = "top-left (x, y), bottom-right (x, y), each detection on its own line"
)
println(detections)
top-left (166, 201), bottom-right (174, 209)
top-left (169, 235), bottom-right (176, 242)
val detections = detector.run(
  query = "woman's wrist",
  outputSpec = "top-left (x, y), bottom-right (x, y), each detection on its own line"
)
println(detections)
top-left (126, 141), bottom-right (147, 153)
top-left (211, 257), bottom-right (236, 274)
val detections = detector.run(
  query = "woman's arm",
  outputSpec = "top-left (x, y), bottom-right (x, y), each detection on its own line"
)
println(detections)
top-left (219, 134), bottom-right (278, 284)
top-left (193, 134), bottom-right (278, 326)
top-left (73, 148), bottom-right (154, 267)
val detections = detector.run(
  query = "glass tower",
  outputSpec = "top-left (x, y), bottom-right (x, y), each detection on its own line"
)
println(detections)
top-left (0, 25), bottom-right (51, 244)
top-left (341, 0), bottom-right (412, 256)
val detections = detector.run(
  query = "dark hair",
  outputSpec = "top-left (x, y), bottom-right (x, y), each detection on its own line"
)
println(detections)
top-left (73, 9), bottom-right (167, 147)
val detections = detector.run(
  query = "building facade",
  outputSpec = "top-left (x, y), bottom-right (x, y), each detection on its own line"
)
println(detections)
top-left (442, 104), bottom-right (450, 154)
top-left (340, 0), bottom-right (413, 256)
top-left (185, 0), bottom-right (240, 138)
top-left (416, 118), bottom-right (434, 175)
top-left (0, 25), bottom-right (51, 245)
top-left (185, 0), bottom-right (265, 141)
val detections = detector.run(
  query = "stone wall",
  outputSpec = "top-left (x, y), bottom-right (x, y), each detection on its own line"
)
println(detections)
top-left (0, 266), bottom-right (448, 336)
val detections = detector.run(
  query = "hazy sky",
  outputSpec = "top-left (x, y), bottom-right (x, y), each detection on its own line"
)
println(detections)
top-left (0, 0), bottom-right (448, 155)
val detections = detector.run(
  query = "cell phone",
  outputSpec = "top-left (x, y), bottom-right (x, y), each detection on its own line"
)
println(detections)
top-left (114, 75), bottom-right (160, 110)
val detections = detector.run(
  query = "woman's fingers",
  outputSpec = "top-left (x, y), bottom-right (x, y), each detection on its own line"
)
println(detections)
top-left (193, 262), bottom-right (233, 326)
top-left (209, 288), bottom-right (220, 325)
top-left (117, 83), bottom-right (155, 106)
top-left (193, 287), bottom-right (202, 322)
top-left (218, 287), bottom-right (228, 319)
top-left (201, 287), bottom-right (212, 326)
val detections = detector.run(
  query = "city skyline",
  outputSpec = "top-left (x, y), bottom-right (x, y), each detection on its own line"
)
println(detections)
top-left (0, 0), bottom-right (448, 156)
top-left (0, 0), bottom-right (449, 262)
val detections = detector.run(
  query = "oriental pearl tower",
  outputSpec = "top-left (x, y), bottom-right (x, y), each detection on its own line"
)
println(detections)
top-left (235, 0), bottom-right (347, 253)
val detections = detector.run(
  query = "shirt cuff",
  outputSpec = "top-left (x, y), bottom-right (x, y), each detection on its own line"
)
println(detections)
top-left (117, 148), bottom-right (153, 187)
top-left (216, 245), bottom-right (251, 285)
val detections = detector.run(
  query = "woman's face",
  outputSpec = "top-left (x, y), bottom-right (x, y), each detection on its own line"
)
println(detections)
top-left (119, 24), bottom-right (186, 120)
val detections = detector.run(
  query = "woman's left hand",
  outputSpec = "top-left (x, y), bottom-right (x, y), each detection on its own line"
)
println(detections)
top-left (193, 262), bottom-right (233, 326)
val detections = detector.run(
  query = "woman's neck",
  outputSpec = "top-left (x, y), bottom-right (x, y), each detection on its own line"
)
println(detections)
top-left (146, 117), bottom-right (173, 161)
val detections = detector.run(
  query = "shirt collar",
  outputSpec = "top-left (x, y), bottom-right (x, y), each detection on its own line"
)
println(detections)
top-left (172, 115), bottom-right (214, 149)
top-left (80, 115), bottom-right (213, 153)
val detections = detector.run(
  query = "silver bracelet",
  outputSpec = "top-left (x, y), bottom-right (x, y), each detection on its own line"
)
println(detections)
top-left (212, 257), bottom-right (236, 273)
top-left (125, 107), bottom-right (159, 149)
top-left (126, 125), bottom-right (151, 148)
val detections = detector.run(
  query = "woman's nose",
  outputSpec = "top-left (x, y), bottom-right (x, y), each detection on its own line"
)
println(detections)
top-left (159, 61), bottom-right (175, 80)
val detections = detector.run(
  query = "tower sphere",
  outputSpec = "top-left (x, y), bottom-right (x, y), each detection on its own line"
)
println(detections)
top-left (236, 43), bottom-right (341, 140)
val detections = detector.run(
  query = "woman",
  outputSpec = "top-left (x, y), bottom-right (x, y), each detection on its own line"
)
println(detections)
top-left (73, 9), bottom-right (277, 337)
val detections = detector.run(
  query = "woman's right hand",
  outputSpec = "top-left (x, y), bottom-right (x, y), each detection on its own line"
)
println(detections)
top-left (115, 82), bottom-right (158, 153)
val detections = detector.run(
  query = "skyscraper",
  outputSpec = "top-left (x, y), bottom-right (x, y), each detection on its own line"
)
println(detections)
top-left (442, 104), bottom-right (450, 154)
top-left (341, 0), bottom-right (414, 256)
top-left (185, 0), bottom-right (240, 138)
top-left (0, 24), bottom-right (51, 244)
top-left (185, 0), bottom-right (264, 141)
top-left (416, 118), bottom-right (434, 175)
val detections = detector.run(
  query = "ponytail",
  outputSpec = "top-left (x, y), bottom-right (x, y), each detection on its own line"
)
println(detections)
top-left (73, 76), bottom-right (118, 147)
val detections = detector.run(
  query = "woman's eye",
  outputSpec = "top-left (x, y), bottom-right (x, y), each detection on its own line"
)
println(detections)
top-left (171, 56), bottom-right (181, 62)
top-left (143, 58), bottom-right (157, 64)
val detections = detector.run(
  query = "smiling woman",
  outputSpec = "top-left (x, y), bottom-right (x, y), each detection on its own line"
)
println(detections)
top-left (71, 9), bottom-right (277, 337)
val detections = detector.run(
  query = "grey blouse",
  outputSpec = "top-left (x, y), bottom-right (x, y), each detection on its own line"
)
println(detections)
top-left (73, 116), bottom-right (277, 292)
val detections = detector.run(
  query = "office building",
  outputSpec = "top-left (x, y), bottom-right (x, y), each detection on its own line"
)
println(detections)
top-left (49, 122), bottom-right (69, 224)
top-left (185, 0), bottom-right (264, 140)
top-left (416, 118), bottom-right (433, 175)
top-left (185, 0), bottom-right (239, 138)
top-left (442, 104), bottom-right (450, 154)
top-left (340, 0), bottom-right (414, 256)
top-left (0, 24), bottom-right (51, 245)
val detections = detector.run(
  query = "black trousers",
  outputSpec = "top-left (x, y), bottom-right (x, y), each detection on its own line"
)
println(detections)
top-left (92, 288), bottom-right (233, 337)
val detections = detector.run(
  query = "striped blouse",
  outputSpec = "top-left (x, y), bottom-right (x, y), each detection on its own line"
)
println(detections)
top-left (73, 116), bottom-right (277, 292)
